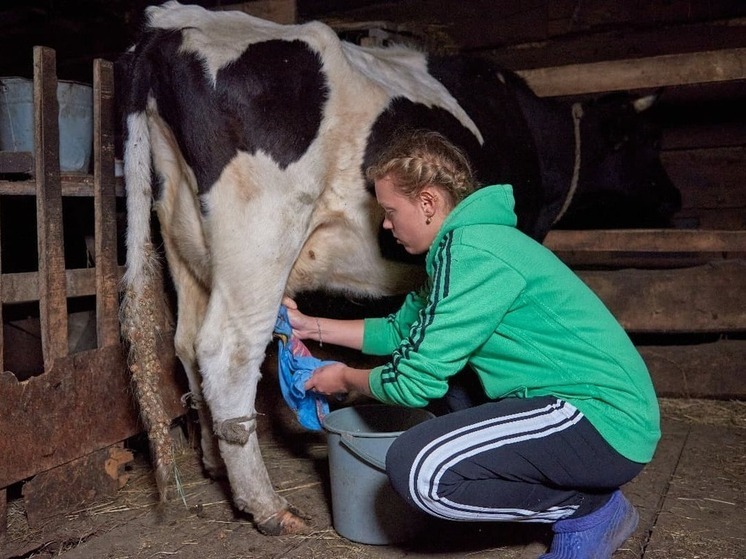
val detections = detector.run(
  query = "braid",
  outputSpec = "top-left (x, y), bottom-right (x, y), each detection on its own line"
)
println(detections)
top-left (366, 130), bottom-right (477, 207)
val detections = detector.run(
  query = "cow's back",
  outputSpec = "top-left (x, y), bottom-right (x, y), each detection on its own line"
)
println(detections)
top-left (121, 2), bottom-right (517, 296)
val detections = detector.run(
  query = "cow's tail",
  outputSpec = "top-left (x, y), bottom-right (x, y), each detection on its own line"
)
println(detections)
top-left (120, 109), bottom-right (174, 501)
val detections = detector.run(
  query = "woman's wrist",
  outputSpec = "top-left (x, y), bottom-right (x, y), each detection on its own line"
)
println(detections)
top-left (292, 314), bottom-right (365, 351)
top-left (343, 367), bottom-right (372, 396)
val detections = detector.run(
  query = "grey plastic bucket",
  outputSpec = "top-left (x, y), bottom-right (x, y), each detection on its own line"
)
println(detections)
top-left (323, 404), bottom-right (434, 545)
top-left (0, 77), bottom-right (93, 172)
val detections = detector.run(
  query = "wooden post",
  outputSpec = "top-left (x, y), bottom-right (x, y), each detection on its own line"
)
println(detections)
top-left (93, 59), bottom-right (120, 348)
top-left (33, 46), bottom-right (68, 370)
top-left (0, 194), bottom-right (4, 374)
top-left (0, 486), bottom-right (6, 541)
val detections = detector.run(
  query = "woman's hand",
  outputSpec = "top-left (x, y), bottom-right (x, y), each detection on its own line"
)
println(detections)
top-left (281, 296), bottom-right (366, 350)
top-left (305, 363), bottom-right (373, 397)
top-left (304, 362), bottom-right (349, 395)
top-left (282, 296), bottom-right (317, 340)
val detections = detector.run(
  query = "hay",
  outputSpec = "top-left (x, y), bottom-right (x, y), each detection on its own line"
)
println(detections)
top-left (6, 397), bottom-right (743, 558)
top-left (664, 527), bottom-right (744, 559)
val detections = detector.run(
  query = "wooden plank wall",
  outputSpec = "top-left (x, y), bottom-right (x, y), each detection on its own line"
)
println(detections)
top-left (305, 1), bottom-right (746, 62)
top-left (315, 1), bottom-right (746, 398)
top-left (513, 52), bottom-right (745, 396)
top-left (516, 48), bottom-right (746, 96)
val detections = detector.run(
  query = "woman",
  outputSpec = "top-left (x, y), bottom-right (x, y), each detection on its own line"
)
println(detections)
top-left (285, 130), bottom-right (660, 558)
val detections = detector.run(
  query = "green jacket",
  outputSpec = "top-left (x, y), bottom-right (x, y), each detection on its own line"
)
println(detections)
top-left (363, 184), bottom-right (660, 463)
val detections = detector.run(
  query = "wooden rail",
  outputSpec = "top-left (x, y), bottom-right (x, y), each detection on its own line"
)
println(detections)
top-left (0, 174), bottom-right (125, 196)
top-left (543, 231), bottom-right (746, 333)
top-left (518, 47), bottom-right (746, 96)
top-left (544, 229), bottom-right (746, 253)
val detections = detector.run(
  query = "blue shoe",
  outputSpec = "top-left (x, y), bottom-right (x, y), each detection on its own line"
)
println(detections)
top-left (540, 491), bottom-right (639, 559)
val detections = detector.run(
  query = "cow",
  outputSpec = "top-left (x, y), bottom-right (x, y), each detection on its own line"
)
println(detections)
top-left (117, 1), bottom-right (679, 535)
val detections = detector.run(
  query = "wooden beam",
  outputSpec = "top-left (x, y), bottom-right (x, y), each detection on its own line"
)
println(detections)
top-left (1, 267), bottom-right (125, 304)
top-left (93, 58), bottom-right (120, 349)
top-left (219, 1), bottom-right (296, 24)
top-left (577, 260), bottom-right (746, 333)
top-left (0, 175), bottom-right (124, 196)
top-left (33, 46), bottom-right (68, 369)
top-left (0, 151), bottom-right (33, 174)
top-left (544, 229), bottom-right (746, 253)
top-left (641, 340), bottom-right (746, 399)
top-left (518, 48), bottom-right (746, 96)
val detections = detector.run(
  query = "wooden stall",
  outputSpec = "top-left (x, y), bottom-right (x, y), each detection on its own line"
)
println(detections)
top-left (0, 47), bottom-right (184, 540)
top-left (0, 0), bottom-right (743, 543)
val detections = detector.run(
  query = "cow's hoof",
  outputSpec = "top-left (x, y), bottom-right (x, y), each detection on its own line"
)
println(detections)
top-left (257, 506), bottom-right (311, 535)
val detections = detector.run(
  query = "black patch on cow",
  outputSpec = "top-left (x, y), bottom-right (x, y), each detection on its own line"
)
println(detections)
top-left (363, 55), bottom-right (545, 260)
top-left (363, 98), bottom-right (484, 262)
top-left (363, 57), bottom-right (544, 232)
top-left (428, 56), bottom-right (678, 237)
top-left (552, 93), bottom-right (681, 229)
top-left (214, 40), bottom-right (328, 172)
top-left (363, 97), bottom-right (483, 189)
top-left (121, 31), bottom-right (328, 197)
top-left (426, 55), bottom-right (544, 233)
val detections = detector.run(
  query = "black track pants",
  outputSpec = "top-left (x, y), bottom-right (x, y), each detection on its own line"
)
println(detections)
top-left (385, 396), bottom-right (644, 522)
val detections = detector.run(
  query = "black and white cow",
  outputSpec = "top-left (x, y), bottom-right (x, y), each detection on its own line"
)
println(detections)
top-left (118, 1), bottom-right (679, 535)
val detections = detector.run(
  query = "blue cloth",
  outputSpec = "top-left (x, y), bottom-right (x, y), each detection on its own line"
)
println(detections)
top-left (274, 305), bottom-right (334, 431)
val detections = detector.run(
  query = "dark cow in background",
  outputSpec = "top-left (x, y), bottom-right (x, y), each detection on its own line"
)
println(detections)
top-left (118, 1), bottom-right (679, 535)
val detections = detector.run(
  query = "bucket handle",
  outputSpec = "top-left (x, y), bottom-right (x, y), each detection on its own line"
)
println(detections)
top-left (339, 433), bottom-right (387, 472)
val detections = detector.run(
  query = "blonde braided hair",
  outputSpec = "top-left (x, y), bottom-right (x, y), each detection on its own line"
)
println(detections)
top-left (365, 130), bottom-right (477, 210)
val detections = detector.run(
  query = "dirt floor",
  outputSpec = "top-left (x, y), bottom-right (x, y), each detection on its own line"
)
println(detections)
top-left (2, 397), bottom-right (744, 559)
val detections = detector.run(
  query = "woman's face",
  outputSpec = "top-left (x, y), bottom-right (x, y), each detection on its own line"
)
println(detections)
top-left (374, 174), bottom-right (441, 254)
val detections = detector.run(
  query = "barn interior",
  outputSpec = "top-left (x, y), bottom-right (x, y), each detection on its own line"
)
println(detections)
top-left (0, 1), bottom-right (744, 558)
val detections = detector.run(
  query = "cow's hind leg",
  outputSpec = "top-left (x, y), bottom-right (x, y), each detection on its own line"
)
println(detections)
top-left (196, 159), bottom-right (316, 533)
top-left (197, 282), bottom-right (309, 534)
